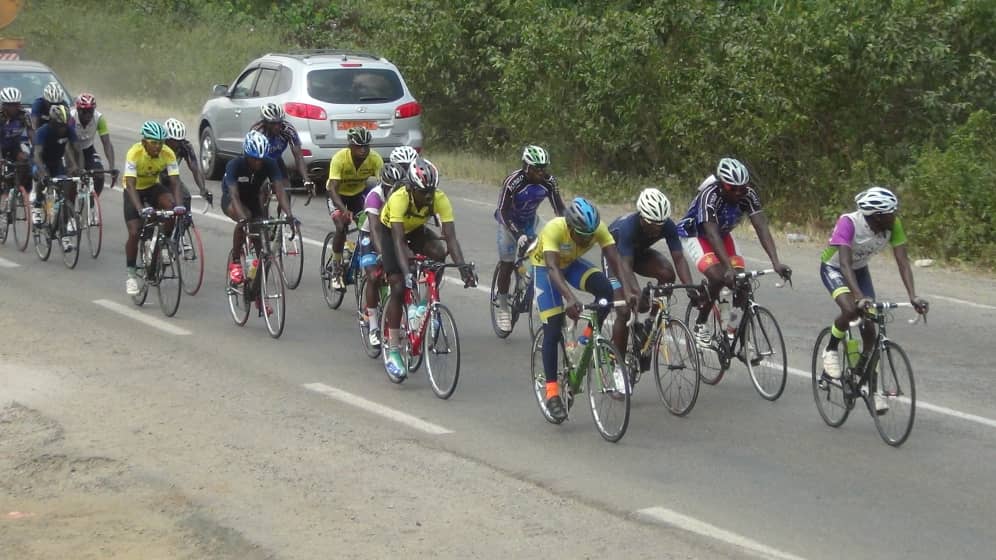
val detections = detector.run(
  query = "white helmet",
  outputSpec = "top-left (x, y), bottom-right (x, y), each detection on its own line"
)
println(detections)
top-left (0, 87), bottom-right (21, 104)
top-left (390, 145), bottom-right (419, 165)
top-left (43, 82), bottom-right (64, 104)
top-left (164, 118), bottom-right (187, 141)
top-left (636, 188), bottom-right (671, 223)
top-left (522, 145), bottom-right (550, 167)
top-left (716, 157), bottom-right (749, 186)
top-left (260, 102), bottom-right (285, 122)
top-left (855, 186), bottom-right (898, 215)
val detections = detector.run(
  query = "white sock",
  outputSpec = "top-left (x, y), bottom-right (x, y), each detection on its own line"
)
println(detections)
top-left (368, 307), bottom-right (380, 331)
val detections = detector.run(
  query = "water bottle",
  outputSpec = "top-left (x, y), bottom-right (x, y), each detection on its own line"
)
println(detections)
top-left (407, 303), bottom-right (427, 331)
top-left (247, 258), bottom-right (259, 281)
top-left (718, 287), bottom-right (732, 331)
top-left (846, 337), bottom-right (860, 367)
top-left (577, 323), bottom-right (593, 346)
top-left (51, 198), bottom-right (60, 224)
top-left (727, 307), bottom-right (741, 335)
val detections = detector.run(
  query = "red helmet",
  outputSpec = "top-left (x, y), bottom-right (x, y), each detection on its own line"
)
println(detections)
top-left (75, 93), bottom-right (97, 110)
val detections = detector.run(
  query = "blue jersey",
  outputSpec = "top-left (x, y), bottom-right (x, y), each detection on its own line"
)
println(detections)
top-left (251, 120), bottom-right (301, 160)
top-left (494, 168), bottom-right (564, 235)
top-left (34, 123), bottom-right (78, 170)
top-left (221, 156), bottom-right (281, 195)
top-left (0, 110), bottom-right (31, 153)
top-left (608, 212), bottom-right (682, 257)
top-left (30, 98), bottom-right (70, 126)
top-left (676, 175), bottom-right (762, 238)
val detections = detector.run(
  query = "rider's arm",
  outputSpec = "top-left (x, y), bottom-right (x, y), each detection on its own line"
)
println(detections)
top-left (67, 128), bottom-right (84, 174)
top-left (672, 250), bottom-right (695, 285)
top-left (748, 211), bottom-right (786, 271)
top-left (31, 130), bottom-right (46, 178)
top-left (220, 163), bottom-right (247, 220)
top-left (888, 220), bottom-right (918, 303)
top-left (124, 177), bottom-right (144, 213)
top-left (290, 142), bottom-right (309, 186)
top-left (183, 142), bottom-right (206, 193)
top-left (497, 186), bottom-right (524, 238)
top-left (701, 220), bottom-right (734, 270)
top-left (325, 151), bottom-right (347, 213)
top-left (546, 175), bottom-right (566, 216)
top-left (544, 251), bottom-right (575, 302)
top-left (266, 159), bottom-right (293, 218)
top-left (97, 115), bottom-right (115, 171)
top-left (434, 193), bottom-right (466, 264)
top-left (603, 244), bottom-right (638, 300)
top-left (391, 221), bottom-right (412, 278)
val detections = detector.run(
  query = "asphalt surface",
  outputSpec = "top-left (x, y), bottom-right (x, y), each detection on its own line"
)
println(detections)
top-left (2, 108), bottom-right (995, 560)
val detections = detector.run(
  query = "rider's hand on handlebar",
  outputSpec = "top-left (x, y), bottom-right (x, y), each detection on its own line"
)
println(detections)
top-left (140, 206), bottom-right (155, 218)
top-left (459, 263), bottom-right (477, 288)
top-left (856, 297), bottom-right (873, 311)
top-left (911, 296), bottom-right (929, 314)
top-left (173, 206), bottom-right (187, 216)
top-left (774, 262), bottom-right (792, 281)
top-left (722, 267), bottom-right (736, 289)
top-left (564, 296), bottom-right (582, 321)
top-left (204, 191), bottom-right (214, 205)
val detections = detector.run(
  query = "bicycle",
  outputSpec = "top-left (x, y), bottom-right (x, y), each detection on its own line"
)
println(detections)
top-left (683, 269), bottom-right (790, 401)
top-left (32, 176), bottom-right (83, 269)
top-left (75, 169), bottom-right (117, 259)
top-left (226, 216), bottom-right (290, 339)
top-left (489, 244), bottom-right (539, 340)
top-left (623, 282), bottom-right (702, 417)
top-left (356, 259), bottom-right (389, 358)
top-left (132, 209), bottom-right (183, 317)
top-left (0, 159), bottom-right (31, 251)
top-left (380, 255), bottom-right (474, 399)
top-left (811, 301), bottom-right (924, 447)
top-left (530, 298), bottom-right (631, 442)
top-left (320, 212), bottom-right (365, 310)
top-left (172, 192), bottom-right (212, 296)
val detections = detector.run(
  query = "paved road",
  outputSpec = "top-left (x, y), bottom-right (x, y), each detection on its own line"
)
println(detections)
top-left (2, 109), bottom-right (995, 559)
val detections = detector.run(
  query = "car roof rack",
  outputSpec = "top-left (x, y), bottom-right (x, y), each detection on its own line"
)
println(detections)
top-left (269, 49), bottom-right (383, 62)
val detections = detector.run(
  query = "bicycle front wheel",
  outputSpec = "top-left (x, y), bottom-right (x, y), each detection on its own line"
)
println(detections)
top-left (684, 300), bottom-right (726, 385)
top-left (810, 327), bottom-right (851, 428)
top-left (743, 306), bottom-right (787, 401)
top-left (132, 240), bottom-right (150, 307)
top-left (226, 249), bottom-right (250, 326)
top-left (653, 320), bottom-right (701, 417)
top-left (320, 231), bottom-right (345, 309)
top-left (530, 328), bottom-right (569, 424)
top-left (871, 341), bottom-right (916, 447)
top-left (587, 338), bottom-right (630, 442)
top-left (60, 203), bottom-right (81, 269)
top-left (156, 240), bottom-right (183, 317)
top-left (179, 221), bottom-right (205, 296)
top-left (260, 257), bottom-right (287, 338)
top-left (11, 186), bottom-right (32, 251)
top-left (83, 191), bottom-right (103, 258)
top-left (424, 303), bottom-right (461, 399)
top-left (356, 274), bottom-right (383, 358)
top-left (489, 263), bottom-right (512, 339)
top-left (278, 219), bottom-right (304, 290)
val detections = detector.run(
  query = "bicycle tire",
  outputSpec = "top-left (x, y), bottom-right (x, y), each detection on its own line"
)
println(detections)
top-left (12, 186), bottom-right (30, 252)
top-left (260, 257), bottom-right (287, 338)
top-left (743, 306), bottom-right (788, 401)
top-left (226, 249), bottom-right (251, 326)
top-left (131, 239), bottom-right (151, 307)
top-left (60, 202), bottom-right (81, 269)
top-left (684, 300), bottom-right (726, 385)
top-left (530, 328), bottom-right (570, 425)
top-left (83, 191), bottom-right (103, 258)
top-left (278, 219), bottom-right (304, 290)
top-left (33, 212), bottom-right (51, 261)
top-left (156, 240), bottom-right (183, 317)
top-left (810, 327), bottom-right (851, 428)
top-left (424, 303), bottom-right (461, 399)
top-left (380, 304), bottom-right (411, 383)
top-left (320, 231), bottom-right (345, 309)
top-left (356, 274), bottom-right (383, 358)
top-left (179, 220), bottom-right (205, 296)
top-left (0, 189), bottom-right (9, 245)
top-left (871, 341), bottom-right (916, 447)
top-left (587, 338), bottom-right (631, 442)
top-left (489, 263), bottom-right (512, 339)
top-left (653, 319), bottom-right (701, 417)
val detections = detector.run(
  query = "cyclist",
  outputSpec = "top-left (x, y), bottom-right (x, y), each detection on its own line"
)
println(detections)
top-left (607, 188), bottom-right (697, 359)
top-left (378, 157), bottom-right (476, 380)
top-left (493, 145), bottom-right (566, 333)
top-left (122, 121), bottom-right (185, 296)
top-left (250, 102), bottom-right (313, 196)
top-left (676, 157), bottom-right (791, 347)
top-left (819, 186), bottom-right (928, 410)
top-left (359, 162), bottom-right (407, 347)
top-left (32, 105), bottom-right (84, 251)
top-left (326, 126), bottom-right (383, 290)
top-left (221, 131), bottom-right (295, 304)
top-left (31, 82), bottom-right (69, 131)
top-left (0, 87), bottom-right (33, 190)
top-left (534, 197), bottom-right (635, 422)
top-left (72, 93), bottom-right (116, 195)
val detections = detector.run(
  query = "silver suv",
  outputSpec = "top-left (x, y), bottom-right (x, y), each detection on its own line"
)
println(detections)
top-left (198, 50), bottom-right (423, 187)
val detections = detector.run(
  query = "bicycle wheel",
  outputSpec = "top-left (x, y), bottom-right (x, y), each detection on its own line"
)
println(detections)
top-left (60, 202), bottom-right (81, 269)
top-left (530, 328), bottom-right (570, 424)
top-left (226, 249), bottom-right (251, 326)
top-left (810, 327), bottom-right (851, 428)
top-left (0, 189), bottom-right (9, 245)
top-left (587, 338), bottom-right (631, 442)
top-left (380, 305), bottom-right (411, 383)
top-left (356, 274), bottom-right (383, 358)
top-left (320, 231), bottom-right (345, 309)
top-left (424, 303), bottom-right (461, 399)
top-left (179, 220), bottom-right (205, 296)
top-left (684, 300), bottom-right (726, 385)
top-left (131, 240), bottom-right (150, 307)
top-left (156, 240), bottom-right (183, 317)
top-left (5, 186), bottom-right (30, 251)
top-left (871, 341), bottom-right (916, 447)
top-left (83, 191), bottom-right (102, 258)
top-left (33, 215), bottom-right (51, 261)
top-left (260, 257), bottom-right (287, 338)
top-left (278, 220), bottom-right (304, 290)
top-left (489, 263), bottom-right (512, 339)
top-left (653, 319), bottom-right (701, 417)
top-left (743, 306), bottom-right (787, 401)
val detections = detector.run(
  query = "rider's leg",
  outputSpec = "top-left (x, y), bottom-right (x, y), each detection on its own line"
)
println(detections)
top-left (83, 146), bottom-right (104, 195)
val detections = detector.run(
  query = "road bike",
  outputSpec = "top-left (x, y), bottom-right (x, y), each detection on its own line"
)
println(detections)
top-left (684, 269), bottom-right (790, 401)
top-left (0, 159), bottom-right (31, 251)
top-left (75, 169), bottom-right (117, 259)
top-left (489, 246), bottom-right (539, 340)
top-left (265, 185), bottom-right (304, 289)
top-left (32, 176), bottom-right (82, 269)
top-left (226, 216), bottom-right (290, 338)
top-left (171, 192), bottom-right (211, 296)
top-left (132, 209), bottom-right (183, 317)
top-left (812, 301), bottom-right (924, 447)
top-left (320, 212), bottom-right (365, 310)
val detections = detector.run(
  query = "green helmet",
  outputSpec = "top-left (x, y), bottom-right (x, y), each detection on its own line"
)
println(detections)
top-left (522, 145), bottom-right (550, 167)
top-left (141, 120), bottom-right (167, 141)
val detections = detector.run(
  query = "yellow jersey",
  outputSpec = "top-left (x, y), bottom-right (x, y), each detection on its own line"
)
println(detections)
top-left (123, 143), bottom-right (179, 190)
top-left (328, 148), bottom-right (384, 196)
top-left (380, 188), bottom-right (455, 233)
top-left (531, 217), bottom-right (615, 268)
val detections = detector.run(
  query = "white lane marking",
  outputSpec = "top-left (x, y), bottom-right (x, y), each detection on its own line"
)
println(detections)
top-left (0, 257), bottom-right (21, 268)
top-left (636, 506), bottom-right (807, 560)
top-left (923, 293), bottom-right (996, 311)
top-left (93, 299), bottom-right (192, 336)
top-left (303, 382), bottom-right (453, 435)
top-left (787, 364), bottom-right (996, 429)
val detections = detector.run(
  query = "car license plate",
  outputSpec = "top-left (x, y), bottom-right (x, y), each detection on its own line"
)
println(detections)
top-left (336, 120), bottom-right (378, 131)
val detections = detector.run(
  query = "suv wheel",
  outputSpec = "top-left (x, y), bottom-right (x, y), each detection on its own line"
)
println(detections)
top-left (200, 125), bottom-right (225, 180)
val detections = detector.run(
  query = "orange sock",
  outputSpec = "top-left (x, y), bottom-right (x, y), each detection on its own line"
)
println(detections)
top-left (546, 381), bottom-right (559, 399)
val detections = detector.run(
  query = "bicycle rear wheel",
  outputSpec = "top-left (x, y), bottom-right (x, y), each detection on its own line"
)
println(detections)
top-left (60, 203), bottom-right (81, 269)
top-left (156, 240), bottom-right (183, 317)
top-left (653, 319), bottom-right (701, 417)
top-left (9, 186), bottom-right (30, 251)
top-left (83, 191), bottom-right (102, 258)
top-left (132, 240), bottom-right (150, 307)
top-left (489, 263), bottom-right (512, 339)
top-left (278, 219), bottom-right (304, 289)
top-left (424, 303), bottom-right (461, 399)
top-left (530, 328), bottom-right (570, 424)
top-left (0, 189), bottom-right (10, 245)
top-left (179, 220), bottom-right (205, 295)
top-left (743, 306), bottom-right (787, 401)
top-left (33, 214), bottom-right (51, 261)
top-left (587, 338), bottom-right (630, 442)
top-left (356, 274), bottom-right (383, 358)
top-left (810, 327), bottom-right (851, 428)
top-left (871, 341), bottom-right (916, 447)
top-left (260, 257), bottom-right (287, 338)
top-left (226, 249), bottom-right (251, 326)
top-left (684, 300), bottom-right (726, 385)
top-left (320, 231), bottom-right (345, 309)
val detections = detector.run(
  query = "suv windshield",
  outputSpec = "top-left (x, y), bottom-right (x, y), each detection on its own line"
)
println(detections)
top-left (0, 71), bottom-right (68, 104)
top-left (307, 69), bottom-right (404, 104)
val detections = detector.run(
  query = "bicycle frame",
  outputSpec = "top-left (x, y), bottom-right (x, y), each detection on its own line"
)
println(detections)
top-left (633, 283), bottom-right (701, 361)
top-left (707, 269), bottom-right (786, 363)
top-left (402, 257), bottom-right (448, 358)
top-left (563, 299), bottom-right (628, 395)
top-left (39, 177), bottom-right (80, 236)
top-left (844, 302), bottom-right (922, 394)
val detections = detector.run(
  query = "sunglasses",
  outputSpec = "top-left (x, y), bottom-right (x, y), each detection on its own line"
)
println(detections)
top-left (144, 139), bottom-right (164, 147)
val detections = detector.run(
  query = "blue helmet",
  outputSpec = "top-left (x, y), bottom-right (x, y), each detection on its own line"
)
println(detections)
top-left (243, 130), bottom-right (270, 158)
top-left (565, 197), bottom-right (600, 234)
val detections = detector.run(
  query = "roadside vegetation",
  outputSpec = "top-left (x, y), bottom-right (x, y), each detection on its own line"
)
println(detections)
top-left (11, 0), bottom-right (995, 266)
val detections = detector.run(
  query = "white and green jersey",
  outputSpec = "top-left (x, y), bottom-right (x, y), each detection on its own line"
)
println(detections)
top-left (820, 211), bottom-right (906, 269)
top-left (73, 110), bottom-right (109, 150)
